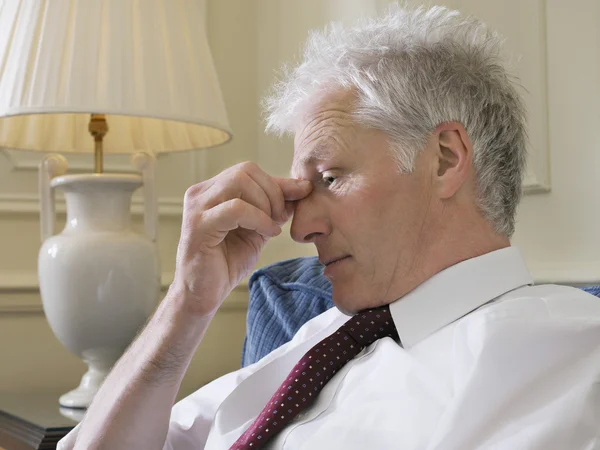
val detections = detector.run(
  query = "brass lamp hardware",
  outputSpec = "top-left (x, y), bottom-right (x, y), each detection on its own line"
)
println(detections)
top-left (88, 114), bottom-right (109, 173)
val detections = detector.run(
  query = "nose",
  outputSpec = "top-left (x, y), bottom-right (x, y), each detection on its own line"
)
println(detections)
top-left (290, 193), bottom-right (330, 243)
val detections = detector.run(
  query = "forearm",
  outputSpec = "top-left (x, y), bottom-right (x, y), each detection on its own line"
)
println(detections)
top-left (72, 286), bottom-right (214, 450)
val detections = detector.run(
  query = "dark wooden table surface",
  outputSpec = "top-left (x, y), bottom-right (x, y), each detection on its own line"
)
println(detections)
top-left (0, 391), bottom-right (83, 450)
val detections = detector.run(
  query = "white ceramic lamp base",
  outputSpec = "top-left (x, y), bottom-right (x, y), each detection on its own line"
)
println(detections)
top-left (38, 154), bottom-right (160, 409)
top-left (59, 363), bottom-right (113, 408)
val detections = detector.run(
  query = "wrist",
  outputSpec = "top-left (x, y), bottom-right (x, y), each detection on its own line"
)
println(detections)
top-left (153, 285), bottom-right (216, 347)
top-left (164, 277), bottom-right (226, 318)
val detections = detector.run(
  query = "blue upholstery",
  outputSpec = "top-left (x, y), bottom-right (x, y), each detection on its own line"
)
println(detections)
top-left (241, 256), bottom-right (600, 367)
top-left (241, 257), bottom-right (333, 368)
top-left (583, 285), bottom-right (600, 297)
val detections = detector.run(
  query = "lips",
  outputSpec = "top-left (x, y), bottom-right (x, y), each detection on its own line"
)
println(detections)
top-left (320, 255), bottom-right (350, 266)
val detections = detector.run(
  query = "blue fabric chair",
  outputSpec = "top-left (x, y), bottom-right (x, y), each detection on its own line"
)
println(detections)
top-left (242, 257), bottom-right (333, 367)
top-left (241, 256), bottom-right (600, 367)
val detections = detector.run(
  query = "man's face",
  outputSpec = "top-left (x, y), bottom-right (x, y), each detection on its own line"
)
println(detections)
top-left (290, 89), bottom-right (436, 314)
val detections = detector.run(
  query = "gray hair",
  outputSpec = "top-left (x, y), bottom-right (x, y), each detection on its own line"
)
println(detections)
top-left (264, 4), bottom-right (528, 237)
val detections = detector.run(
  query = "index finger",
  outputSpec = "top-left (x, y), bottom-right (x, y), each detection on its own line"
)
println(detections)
top-left (274, 178), bottom-right (313, 201)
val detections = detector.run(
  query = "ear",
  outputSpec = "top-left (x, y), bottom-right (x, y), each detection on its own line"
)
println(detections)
top-left (434, 122), bottom-right (473, 200)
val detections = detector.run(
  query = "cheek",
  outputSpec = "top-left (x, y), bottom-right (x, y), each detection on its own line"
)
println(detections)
top-left (331, 189), bottom-right (378, 222)
top-left (329, 189), bottom-right (391, 246)
top-left (343, 185), bottom-right (417, 249)
top-left (328, 175), bottom-right (419, 242)
top-left (355, 184), bottom-right (400, 221)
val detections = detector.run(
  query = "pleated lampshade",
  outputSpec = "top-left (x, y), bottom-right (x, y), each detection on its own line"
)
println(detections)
top-left (0, 0), bottom-right (232, 154)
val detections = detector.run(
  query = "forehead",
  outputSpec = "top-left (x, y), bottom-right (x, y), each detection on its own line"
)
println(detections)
top-left (291, 88), bottom-right (357, 177)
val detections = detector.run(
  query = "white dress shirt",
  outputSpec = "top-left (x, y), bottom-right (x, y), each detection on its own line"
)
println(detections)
top-left (58, 247), bottom-right (600, 449)
top-left (164, 247), bottom-right (600, 449)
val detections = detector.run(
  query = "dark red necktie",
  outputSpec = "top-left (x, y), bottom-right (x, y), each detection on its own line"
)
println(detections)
top-left (230, 305), bottom-right (399, 449)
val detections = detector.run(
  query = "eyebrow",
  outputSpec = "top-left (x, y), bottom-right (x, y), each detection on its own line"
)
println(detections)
top-left (290, 142), bottom-right (336, 178)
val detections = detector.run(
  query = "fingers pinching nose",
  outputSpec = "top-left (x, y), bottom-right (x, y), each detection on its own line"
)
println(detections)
top-left (281, 178), bottom-right (313, 201)
top-left (296, 179), bottom-right (312, 194)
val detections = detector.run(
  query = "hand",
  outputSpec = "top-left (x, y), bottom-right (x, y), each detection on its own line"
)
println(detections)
top-left (170, 162), bottom-right (312, 317)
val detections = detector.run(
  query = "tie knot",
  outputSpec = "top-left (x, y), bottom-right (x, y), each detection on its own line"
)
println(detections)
top-left (339, 305), bottom-right (398, 347)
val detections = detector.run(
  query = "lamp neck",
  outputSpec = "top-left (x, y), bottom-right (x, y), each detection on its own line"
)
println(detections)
top-left (52, 175), bottom-right (142, 233)
top-left (88, 114), bottom-right (108, 174)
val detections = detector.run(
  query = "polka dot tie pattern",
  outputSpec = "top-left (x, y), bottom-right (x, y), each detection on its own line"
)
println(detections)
top-left (230, 305), bottom-right (399, 449)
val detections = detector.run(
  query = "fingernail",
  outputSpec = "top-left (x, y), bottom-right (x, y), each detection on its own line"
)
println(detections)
top-left (296, 179), bottom-right (311, 187)
top-left (278, 211), bottom-right (291, 224)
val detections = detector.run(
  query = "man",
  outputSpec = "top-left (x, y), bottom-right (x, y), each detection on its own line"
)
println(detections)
top-left (59, 5), bottom-right (600, 450)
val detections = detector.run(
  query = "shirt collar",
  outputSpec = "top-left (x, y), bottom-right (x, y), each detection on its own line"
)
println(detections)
top-left (390, 246), bottom-right (533, 348)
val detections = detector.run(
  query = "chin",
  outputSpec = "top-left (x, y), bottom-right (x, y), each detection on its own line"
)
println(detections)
top-left (331, 285), bottom-right (367, 316)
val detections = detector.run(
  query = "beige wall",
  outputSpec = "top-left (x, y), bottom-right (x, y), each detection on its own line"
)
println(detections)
top-left (1, 0), bottom-right (599, 405)
top-left (0, 285), bottom-right (248, 403)
top-left (511, 0), bottom-right (600, 284)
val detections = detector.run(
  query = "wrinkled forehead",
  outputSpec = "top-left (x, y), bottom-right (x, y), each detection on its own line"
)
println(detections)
top-left (292, 87), bottom-right (358, 137)
top-left (291, 88), bottom-right (358, 177)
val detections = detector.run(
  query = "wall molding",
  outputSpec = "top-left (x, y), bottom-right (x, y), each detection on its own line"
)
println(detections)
top-left (0, 149), bottom-right (189, 217)
top-left (0, 271), bottom-right (249, 313)
top-left (2, 148), bottom-right (205, 191)
top-left (529, 264), bottom-right (600, 287)
top-left (0, 192), bottom-right (183, 217)
top-left (2, 149), bottom-right (169, 174)
top-left (522, 0), bottom-right (552, 195)
top-left (523, 171), bottom-right (551, 194)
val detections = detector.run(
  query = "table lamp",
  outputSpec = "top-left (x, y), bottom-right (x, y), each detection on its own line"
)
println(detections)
top-left (0, 0), bottom-right (231, 408)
